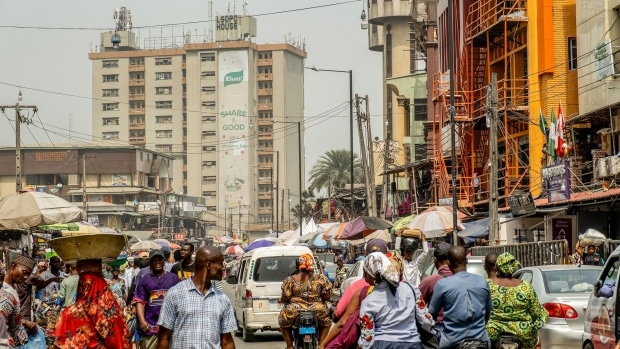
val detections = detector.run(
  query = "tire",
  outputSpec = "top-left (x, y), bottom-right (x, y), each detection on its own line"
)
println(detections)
top-left (584, 342), bottom-right (593, 349)
top-left (242, 326), bottom-right (254, 342)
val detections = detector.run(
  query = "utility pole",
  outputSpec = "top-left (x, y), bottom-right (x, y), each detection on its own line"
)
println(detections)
top-left (1, 91), bottom-right (37, 193)
top-left (365, 96), bottom-right (377, 217)
top-left (488, 73), bottom-right (499, 244)
top-left (82, 155), bottom-right (88, 217)
top-left (275, 150), bottom-right (279, 234)
top-left (355, 94), bottom-right (375, 217)
top-left (281, 189), bottom-right (285, 229)
top-left (224, 206), bottom-right (228, 238)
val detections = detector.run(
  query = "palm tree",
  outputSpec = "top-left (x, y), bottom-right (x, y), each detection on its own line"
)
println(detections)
top-left (308, 149), bottom-right (364, 195)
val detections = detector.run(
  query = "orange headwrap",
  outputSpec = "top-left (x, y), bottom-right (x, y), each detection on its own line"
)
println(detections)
top-left (298, 253), bottom-right (315, 272)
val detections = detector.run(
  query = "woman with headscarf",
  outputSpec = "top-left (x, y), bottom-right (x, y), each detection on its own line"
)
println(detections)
top-left (53, 259), bottom-right (130, 349)
top-left (279, 253), bottom-right (333, 349)
top-left (486, 252), bottom-right (547, 349)
top-left (358, 252), bottom-right (434, 349)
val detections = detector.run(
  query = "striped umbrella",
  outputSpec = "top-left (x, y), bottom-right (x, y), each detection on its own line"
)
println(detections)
top-left (406, 210), bottom-right (464, 238)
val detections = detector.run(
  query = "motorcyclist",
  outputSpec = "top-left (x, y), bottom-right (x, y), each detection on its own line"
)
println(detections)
top-left (395, 230), bottom-right (428, 285)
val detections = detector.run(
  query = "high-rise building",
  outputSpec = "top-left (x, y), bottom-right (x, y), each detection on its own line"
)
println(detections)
top-left (89, 11), bottom-right (306, 237)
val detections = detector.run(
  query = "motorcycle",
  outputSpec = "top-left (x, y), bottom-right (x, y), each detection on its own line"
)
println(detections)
top-left (495, 334), bottom-right (520, 349)
top-left (293, 310), bottom-right (318, 349)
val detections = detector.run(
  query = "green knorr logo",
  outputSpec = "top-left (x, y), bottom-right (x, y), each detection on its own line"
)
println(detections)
top-left (224, 70), bottom-right (244, 86)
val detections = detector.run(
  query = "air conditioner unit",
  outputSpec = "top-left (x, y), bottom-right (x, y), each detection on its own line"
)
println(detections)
top-left (609, 156), bottom-right (620, 176)
top-left (597, 157), bottom-right (610, 178)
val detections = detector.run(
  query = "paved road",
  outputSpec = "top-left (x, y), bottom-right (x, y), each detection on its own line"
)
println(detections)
top-left (222, 280), bottom-right (285, 349)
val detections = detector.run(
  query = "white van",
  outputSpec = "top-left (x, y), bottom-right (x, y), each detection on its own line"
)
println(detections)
top-left (226, 246), bottom-right (319, 342)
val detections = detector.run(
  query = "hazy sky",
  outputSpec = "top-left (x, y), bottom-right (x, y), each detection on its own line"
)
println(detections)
top-left (0, 1), bottom-right (383, 182)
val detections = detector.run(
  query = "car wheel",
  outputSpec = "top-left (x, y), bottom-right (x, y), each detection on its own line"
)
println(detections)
top-left (242, 320), bottom-right (254, 342)
top-left (234, 313), bottom-right (242, 336)
top-left (584, 342), bottom-right (593, 349)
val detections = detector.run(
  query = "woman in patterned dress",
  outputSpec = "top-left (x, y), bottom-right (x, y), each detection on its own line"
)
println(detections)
top-left (486, 252), bottom-right (548, 349)
top-left (107, 265), bottom-right (126, 308)
top-left (279, 253), bottom-right (333, 349)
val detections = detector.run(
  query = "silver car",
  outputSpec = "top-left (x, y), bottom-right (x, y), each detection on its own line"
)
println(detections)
top-left (340, 261), bottom-right (364, 295)
top-left (514, 265), bottom-right (602, 349)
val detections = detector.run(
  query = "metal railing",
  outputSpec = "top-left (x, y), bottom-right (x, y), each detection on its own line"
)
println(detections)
top-left (470, 240), bottom-right (568, 267)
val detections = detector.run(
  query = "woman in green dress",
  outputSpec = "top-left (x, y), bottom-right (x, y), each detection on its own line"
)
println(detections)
top-left (486, 252), bottom-right (548, 349)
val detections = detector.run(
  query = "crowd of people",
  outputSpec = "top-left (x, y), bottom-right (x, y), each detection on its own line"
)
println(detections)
top-left (0, 242), bottom-right (236, 349)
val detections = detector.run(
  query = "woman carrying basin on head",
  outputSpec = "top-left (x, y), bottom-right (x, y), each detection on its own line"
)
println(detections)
top-left (279, 253), bottom-right (333, 349)
top-left (486, 252), bottom-right (548, 349)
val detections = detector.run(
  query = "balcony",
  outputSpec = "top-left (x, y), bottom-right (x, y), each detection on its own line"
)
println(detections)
top-left (467, 0), bottom-right (527, 40)
top-left (182, 179), bottom-right (187, 186)
top-left (257, 58), bottom-right (273, 66)
top-left (258, 119), bottom-right (273, 126)
top-left (182, 62), bottom-right (186, 70)
top-left (129, 79), bottom-right (145, 86)
top-left (258, 88), bottom-right (273, 96)
top-left (258, 132), bottom-right (273, 140)
top-left (257, 73), bottom-right (273, 80)
top-left (129, 108), bottom-right (145, 115)
top-left (182, 136), bottom-right (187, 142)
top-left (183, 165), bottom-right (187, 171)
top-left (129, 94), bottom-right (145, 101)
top-left (182, 77), bottom-right (186, 84)
top-left (259, 192), bottom-right (272, 199)
top-left (258, 147), bottom-right (274, 153)
top-left (129, 136), bottom-right (145, 143)
top-left (258, 176), bottom-right (272, 184)
top-left (368, 0), bottom-right (411, 25)
top-left (183, 120), bottom-right (187, 127)
top-left (258, 103), bottom-right (273, 111)
top-left (258, 162), bottom-right (274, 169)
top-left (128, 64), bottom-right (145, 72)
top-left (128, 123), bottom-right (145, 130)
top-left (258, 208), bottom-right (272, 215)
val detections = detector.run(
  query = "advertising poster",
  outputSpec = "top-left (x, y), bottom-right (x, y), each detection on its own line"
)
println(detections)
top-left (542, 162), bottom-right (571, 202)
top-left (552, 218), bottom-right (573, 250)
top-left (218, 50), bottom-right (249, 210)
top-left (112, 174), bottom-right (128, 186)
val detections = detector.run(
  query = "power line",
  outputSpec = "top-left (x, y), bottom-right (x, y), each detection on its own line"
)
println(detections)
top-left (0, 1), bottom-right (358, 31)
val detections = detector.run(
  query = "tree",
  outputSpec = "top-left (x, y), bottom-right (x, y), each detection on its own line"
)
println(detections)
top-left (291, 190), bottom-right (315, 225)
top-left (308, 149), bottom-right (364, 195)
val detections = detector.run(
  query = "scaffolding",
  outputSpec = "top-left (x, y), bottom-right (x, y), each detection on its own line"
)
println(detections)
top-left (431, 0), bottom-right (529, 212)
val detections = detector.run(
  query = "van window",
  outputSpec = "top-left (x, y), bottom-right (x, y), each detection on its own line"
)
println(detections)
top-left (239, 260), bottom-right (249, 281)
top-left (601, 258), bottom-right (620, 284)
top-left (253, 256), bottom-right (298, 282)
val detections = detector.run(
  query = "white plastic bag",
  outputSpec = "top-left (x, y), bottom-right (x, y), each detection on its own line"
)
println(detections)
top-left (579, 229), bottom-right (607, 247)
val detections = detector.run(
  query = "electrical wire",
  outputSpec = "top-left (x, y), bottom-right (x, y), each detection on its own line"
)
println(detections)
top-left (0, 1), bottom-right (358, 31)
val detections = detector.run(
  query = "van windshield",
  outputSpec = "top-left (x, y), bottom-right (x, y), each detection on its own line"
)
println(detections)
top-left (253, 256), bottom-right (299, 282)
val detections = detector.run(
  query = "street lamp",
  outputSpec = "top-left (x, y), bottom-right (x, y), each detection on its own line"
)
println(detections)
top-left (306, 66), bottom-right (355, 219)
top-left (274, 120), bottom-right (303, 236)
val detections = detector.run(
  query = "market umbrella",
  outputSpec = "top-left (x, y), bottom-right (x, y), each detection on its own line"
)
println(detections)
top-left (406, 210), bottom-right (464, 238)
top-left (169, 242), bottom-right (181, 249)
top-left (226, 245), bottom-right (244, 255)
top-left (299, 232), bottom-right (321, 243)
top-left (458, 217), bottom-right (489, 244)
top-left (246, 239), bottom-right (275, 252)
top-left (308, 233), bottom-right (328, 249)
top-left (153, 239), bottom-right (171, 250)
top-left (0, 191), bottom-right (86, 230)
top-left (346, 229), bottom-right (392, 246)
top-left (391, 214), bottom-right (416, 232)
top-left (322, 222), bottom-right (348, 240)
top-left (130, 240), bottom-right (162, 252)
top-left (61, 224), bottom-right (103, 236)
top-left (339, 216), bottom-right (393, 240)
top-left (421, 206), bottom-right (469, 221)
top-left (231, 239), bottom-right (244, 245)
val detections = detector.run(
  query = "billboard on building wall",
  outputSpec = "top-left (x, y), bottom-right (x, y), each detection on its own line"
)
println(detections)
top-left (542, 162), bottom-right (571, 203)
top-left (218, 50), bottom-right (249, 210)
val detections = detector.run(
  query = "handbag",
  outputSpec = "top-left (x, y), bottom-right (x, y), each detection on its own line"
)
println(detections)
top-left (326, 286), bottom-right (372, 349)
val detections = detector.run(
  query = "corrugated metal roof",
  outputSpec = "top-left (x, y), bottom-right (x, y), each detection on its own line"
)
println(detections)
top-left (535, 187), bottom-right (620, 208)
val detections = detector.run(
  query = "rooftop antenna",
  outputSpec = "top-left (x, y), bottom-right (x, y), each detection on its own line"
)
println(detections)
top-left (208, 0), bottom-right (213, 42)
top-left (243, 2), bottom-right (248, 15)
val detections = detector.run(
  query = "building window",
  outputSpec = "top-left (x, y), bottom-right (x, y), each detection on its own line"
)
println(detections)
top-left (258, 52), bottom-right (272, 59)
top-left (414, 144), bottom-right (427, 161)
top-left (102, 89), bottom-right (119, 97)
top-left (155, 87), bottom-right (173, 95)
top-left (130, 130), bottom-right (145, 137)
top-left (258, 81), bottom-right (273, 89)
top-left (258, 126), bottom-right (273, 133)
top-left (129, 72), bottom-right (144, 80)
top-left (156, 145), bottom-right (173, 153)
top-left (259, 215), bottom-right (272, 223)
top-left (155, 101), bottom-right (172, 109)
top-left (569, 37), bottom-right (577, 70)
top-left (103, 74), bottom-right (119, 82)
top-left (386, 32), bottom-right (392, 78)
top-left (203, 191), bottom-right (216, 197)
top-left (259, 200), bottom-right (272, 207)
top-left (258, 96), bottom-right (272, 104)
top-left (202, 116), bottom-right (216, 122)
top-left (259, 112), bottom-right (273, 119)
top-left (259, 184), bottom-right (271, 193)
top-left (156, 115), bottom-right (173, 123)
top-left (130, 101), bottom-right (145, 109)
top-left (155, 72), bottom-right (172, 80)
top-left (155, 130), bottom-right (173, 138)
top-left (201, 53), bottom-right (216, 62)
top-left (129, 87), bottom-right (144, 95)
top-left (102, 132), bottom-right (119, 140)
top-left (203, 131), bottom-right (216, 137)
top-left (258, 67), bottom-right (273, 74)
top-left (155, 57), bottom-right (172, 65)
top-left (259, 170), bottom-right (271, 178)
top-left (130, 116), bottom-right (144, 124)
top-left (102, 60), bottom-right (119, 68)
top-left (413, 98), bottom-right (427, 121)
top-left (201, 71), bottom-right (216, 77)
top-left (102, 117), bottom-right (119, 125)
top-left (205, 206), bottom-right (217, 211)
top-left (259, 140), bottom-right (273, 148)
top-left (203, 146), bottom-right (216, 152)
top-left (203, 176), bottom-right (216, 182)
top-left (102, 103), bottom-right (119, 111)
top-left (201, 86), bottom-right (216, 92)
top-left (130, 58), bottom-right (144, 65)
top-left (203, 161), bottom-right (216, 166)
top-left (202, 101), bottom-right (216, 107)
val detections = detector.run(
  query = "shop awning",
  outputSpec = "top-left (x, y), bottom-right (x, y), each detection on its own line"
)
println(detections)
top-left (123, 212), bottom-right (142, 217)
top-left (534, 187), bottom-right (620, 208)
top-left (380, 158), bottom-right (434, 175)
top-left (67, 187), bottom-right (157, 195)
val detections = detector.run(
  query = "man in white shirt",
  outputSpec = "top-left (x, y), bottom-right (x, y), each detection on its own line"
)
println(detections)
top-left (394, 231), bottom-right (428, 285)
top-left (124, 257), bottom-right (139, 294)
